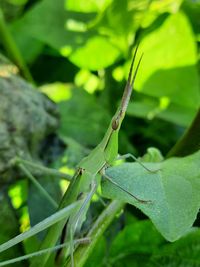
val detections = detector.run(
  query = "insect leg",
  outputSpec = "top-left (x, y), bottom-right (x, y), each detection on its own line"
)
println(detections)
top-left (117, 153), bottom-right (158, 173)
top-left (58, 181), bottom-right (97, 267)
top-left (101, 171), bottom-right (151, 204)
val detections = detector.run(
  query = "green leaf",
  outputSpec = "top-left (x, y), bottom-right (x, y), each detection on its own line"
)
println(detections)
top-left (141, 0), bottom-right (183, 28)
top-left (93, 0), bottom-right (151, 53)
top-left (95, 0), bottom-right (149, 36)
top-left (9, 0), bottom-right (120, 70)
top-left (148, 228), bottom-right (200, 267)
top-left (141, 147), bottom-right (164, 162)
top-left (117, 12), bottom-right (199, 127)
top-left (135, 12), bottom-right (200, 109)
top-left (65, 0), bottom-right (112, 13)
top-left (58, 87), bottom-right (110, 147)
top-left (127, 96), bottom-right (198, 127)
top-left (109, 220), bottom-right (164, 266)
top-left (102, 150), bottom-right (200, 242)
top-left (68, 36), bottom-right (120, 70)
top-left (40, 82), bottom-right (72, 103)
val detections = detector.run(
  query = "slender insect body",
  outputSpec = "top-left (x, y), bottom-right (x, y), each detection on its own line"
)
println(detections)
top-left (45, 46), bottom-right (144, 267)
top-left (79, 147), bottom-right (106, 173)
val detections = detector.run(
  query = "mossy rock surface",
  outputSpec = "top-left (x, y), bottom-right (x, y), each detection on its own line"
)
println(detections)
top-left (0, 55), bottom-right (59, 183)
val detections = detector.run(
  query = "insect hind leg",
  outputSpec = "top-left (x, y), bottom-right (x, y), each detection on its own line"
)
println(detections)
top-left (101, 171), bottom-right (151, 204)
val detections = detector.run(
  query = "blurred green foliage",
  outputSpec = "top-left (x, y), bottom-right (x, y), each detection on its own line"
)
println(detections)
top-left (0, 0), bottom-right (200, 266)
top-left (86, 220), bottom-right (200, 267)
top-left (2, 0), bottom-right (198, 154)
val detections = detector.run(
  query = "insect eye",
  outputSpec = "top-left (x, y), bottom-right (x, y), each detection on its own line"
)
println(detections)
top-left (112, 118), bottom-right (119, 130)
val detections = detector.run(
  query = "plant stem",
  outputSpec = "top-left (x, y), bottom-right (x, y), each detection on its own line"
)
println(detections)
top-left (167, 108), bottom-right (200, 158)
top-left (0, 8), bottom-right (34, 83)
top-left (15, 157), bottom-right (72, 181)
top-left (0, 238), bottom-right (89, 267)
top-left (67, 200), bottom-right (124, 267)
top-left (18, 163), bottom-right (58, 209)
top-left (0, 202), bottom-right (80, 254)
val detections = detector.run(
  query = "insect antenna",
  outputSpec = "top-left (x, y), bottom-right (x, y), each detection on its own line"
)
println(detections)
top-left (120, 44), bottom-right (143, 115)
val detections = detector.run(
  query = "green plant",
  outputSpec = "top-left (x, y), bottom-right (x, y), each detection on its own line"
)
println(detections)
top-left (0, 0), bottom-right (200, 266)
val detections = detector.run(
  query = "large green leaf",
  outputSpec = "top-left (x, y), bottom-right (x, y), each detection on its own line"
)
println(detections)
top-left (102, 149), bottom-right (200, 242)
top-left (65, 0), bottom-right (112, 13)
top-left (9, 0), bottom-right (120, 70)
top-left (68, 36), bottom-right (120, 70)
top-left (133, 11), bottom-right (200, 115)
top-left (114, 11), bottom-right (200, 127)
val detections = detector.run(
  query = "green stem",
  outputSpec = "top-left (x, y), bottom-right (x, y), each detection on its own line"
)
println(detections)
top-left (15, 157), bottom-right (72, 181)
top-left (18, 163), bottom-right (58, 209)
top-left (0, 9), bottom-right (34, 83)
top-left (0, 202), bottom-right (80, 254)
top-left (68, 200), bottom-right (124, 267)
top-left (0, 238), bottom-right (89, 267)
top-left (167, 108), bottom-right (200, 158)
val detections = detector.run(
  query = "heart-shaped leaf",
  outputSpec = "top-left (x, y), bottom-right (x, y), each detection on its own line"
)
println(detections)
top-left (102, 150), bottom-right (200, 242)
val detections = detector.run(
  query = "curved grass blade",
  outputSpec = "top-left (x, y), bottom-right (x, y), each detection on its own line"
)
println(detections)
top-left (0, 201), bottom-right (80, 254)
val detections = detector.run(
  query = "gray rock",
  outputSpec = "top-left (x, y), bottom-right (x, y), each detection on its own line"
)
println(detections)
top-left (0, 55), bottom-right (59, 183)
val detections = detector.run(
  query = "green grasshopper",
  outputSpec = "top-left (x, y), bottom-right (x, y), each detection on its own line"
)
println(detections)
top-left (0, 45), bottom-right (151, 267)
top-left (34, 45), bottom-right (150, 267)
